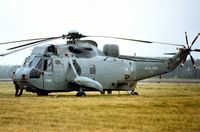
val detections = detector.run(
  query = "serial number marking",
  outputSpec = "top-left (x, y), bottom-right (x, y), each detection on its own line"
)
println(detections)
top-left (144, 66), bottom-right (158, 71)
top-left (45, 79), bottom-right (52, 82)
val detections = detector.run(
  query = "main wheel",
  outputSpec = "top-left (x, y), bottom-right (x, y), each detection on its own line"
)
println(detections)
top-left (131, 91), bottom-right (138, 95)
top-left (107, 90), bottom-right (112, 94)
top-left (101, 91), bottom-right (105, 95)
top-left (76, 92), bottom-right (86, 97)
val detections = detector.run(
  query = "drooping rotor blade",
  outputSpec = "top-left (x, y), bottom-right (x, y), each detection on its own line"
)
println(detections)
top-left (88, 35), bottom-right (184, 46)
top-left (164, 53), bottom-right (176, 55)
top-left (0, 42), bottom-right (43, 56)
top-left (0, 37), bottom-right (52, 45)
top-left (190, 33), bottom-right (200, 48)
top-left (185, 32), bottom-right (190, 48)
top-left (7, 36), bottom-right (61, 50)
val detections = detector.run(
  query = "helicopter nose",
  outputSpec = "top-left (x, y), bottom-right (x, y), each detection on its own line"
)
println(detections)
top-left (15, 67), bottom-right (30, 81)
top-left (21, 74), bottom-right (28, 81)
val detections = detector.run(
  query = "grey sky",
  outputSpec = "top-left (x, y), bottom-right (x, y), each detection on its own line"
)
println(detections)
top-left (0, 0), bottom-right (200, 65)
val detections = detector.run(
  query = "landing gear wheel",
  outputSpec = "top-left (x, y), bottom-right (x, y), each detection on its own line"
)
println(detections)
top-left (101, 91), bottom-right (105, 95)
top-left (131, 90), bottom-right (138, 95)
top-left (76, 92), bottom-right (86, 97)
top-left (107, 90), bottom-right (112, 94)
top-left (37, 91), bottom-right (49, 96)
top-left (132, 92), bottom-right (138, 95)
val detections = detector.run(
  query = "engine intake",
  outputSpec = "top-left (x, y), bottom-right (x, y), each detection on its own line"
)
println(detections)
top-left (103, 44), bottom-right (119, 57)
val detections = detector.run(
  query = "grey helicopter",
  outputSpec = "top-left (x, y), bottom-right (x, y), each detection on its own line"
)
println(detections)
top-left (0, 31), bottom-right (200, 96)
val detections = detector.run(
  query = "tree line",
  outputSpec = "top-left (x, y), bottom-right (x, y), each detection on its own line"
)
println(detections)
top-left (0, 65), bottom-right (19, 79)
top-left (164, 59), bottom-right (200, 79)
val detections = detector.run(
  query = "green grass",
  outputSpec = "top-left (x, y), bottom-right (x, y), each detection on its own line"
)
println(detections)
top-left (0, 82), bottom-right (200, 132)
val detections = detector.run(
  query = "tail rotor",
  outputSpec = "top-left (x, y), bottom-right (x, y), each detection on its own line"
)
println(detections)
top-left (181, 32), bottom-right (200, 68)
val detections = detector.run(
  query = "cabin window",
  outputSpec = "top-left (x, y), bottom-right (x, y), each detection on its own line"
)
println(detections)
top-left (90, 65), bottom-right (96, 74)
top-left (43, 59), bottom-right (52, 71)
top-left (55, 59), bottom-right (61, 65)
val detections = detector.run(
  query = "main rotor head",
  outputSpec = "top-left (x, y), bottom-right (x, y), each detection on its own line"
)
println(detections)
top-left (63, 31), bottom-right (87, 44)
top-left (64, 31), bottom-right (86, 40)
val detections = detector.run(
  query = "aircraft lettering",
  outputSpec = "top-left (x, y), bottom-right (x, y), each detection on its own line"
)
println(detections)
top-left (144, 66), bottom-right (158, 71)
top-left (144, 67), bottom-right (151, 71)
top-left (45, 79), bottom-right (52, 82)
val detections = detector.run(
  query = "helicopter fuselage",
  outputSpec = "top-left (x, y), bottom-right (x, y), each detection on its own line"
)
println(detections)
top-left (13, 40), bottom-right (187, 96)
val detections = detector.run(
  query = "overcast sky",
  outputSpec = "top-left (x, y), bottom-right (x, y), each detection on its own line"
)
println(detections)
top-left (0, 0), bottom-right (200, 65)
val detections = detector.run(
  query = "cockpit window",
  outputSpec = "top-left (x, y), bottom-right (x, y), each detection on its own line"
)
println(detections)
top-left (22, 56), bottom-right (52, 71)
top-left (22, 56), bottom-right (42, 68)
top-left (29, 57), bottom-right (41, 68)
top-left (22, 56), bottom-right (33, 67)
top-left (36, 59), bottom-right (43, 70)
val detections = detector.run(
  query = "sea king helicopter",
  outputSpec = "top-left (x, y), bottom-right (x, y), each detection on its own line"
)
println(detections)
top-left (0, 31), bottom-right (200, 96)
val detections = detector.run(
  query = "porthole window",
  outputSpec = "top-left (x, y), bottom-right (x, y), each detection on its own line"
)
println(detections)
top-left (90, 65), bottom-right (96, 74)
top-left (55, 60), bottom-right (61, 65)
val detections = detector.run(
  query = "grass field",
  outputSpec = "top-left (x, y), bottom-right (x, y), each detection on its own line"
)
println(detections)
top-left (0, 82), bottom-right (200, 132)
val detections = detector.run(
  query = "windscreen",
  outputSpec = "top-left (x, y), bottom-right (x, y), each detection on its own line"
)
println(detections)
top-left (22, 56), bottom-right (42, 68)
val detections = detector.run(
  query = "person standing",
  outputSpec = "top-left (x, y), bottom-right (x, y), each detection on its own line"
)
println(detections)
top-left (11, 72), bottom-right (23, 97)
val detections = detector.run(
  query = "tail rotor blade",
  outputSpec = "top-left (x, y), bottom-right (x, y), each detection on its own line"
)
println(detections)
top-left (193, 49), bottom-right (200, 52)
top-left (189, 54), bottom-right (196, 68)
top-left (190, 33), bottom-right (200, 48)
top-left (182, 55), bottom-right (187, 65)
top-left (185, 32), bottom-right (190, 48)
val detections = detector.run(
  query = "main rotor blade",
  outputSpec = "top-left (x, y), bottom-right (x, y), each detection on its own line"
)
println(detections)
top-left (0, 49), bottom-right (23, 56)
top-left (0, 37), bottom-right (52, 45)
top-left (0, 42), bottom-right (43, 56)
top-left (88, 35), bottom-right (184, 46)
top-left (185, 32), bottom-right (190, 48)
top-left (164, 53), bottom-right (176, 55)
top-left (190, 33), bottom-right (200, 48)
top-left (7, 37), bottom-right (61, 50)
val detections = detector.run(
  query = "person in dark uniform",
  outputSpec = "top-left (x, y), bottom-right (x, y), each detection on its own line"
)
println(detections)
top-left (12, 72), bottom-right (23, 97)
